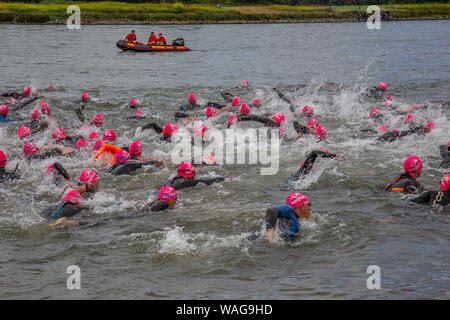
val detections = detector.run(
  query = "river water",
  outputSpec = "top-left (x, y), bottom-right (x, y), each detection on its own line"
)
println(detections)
top-left (0, 21), bottom-right (449, 299)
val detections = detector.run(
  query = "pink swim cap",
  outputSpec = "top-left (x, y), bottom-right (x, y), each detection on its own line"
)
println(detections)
top-left (23, 87), bottom-right (31, 95)
top-left (206, 107), bottom-right (216, 118)
top-left (31, 109), bottom-right (41, 121)
top-left (203, 154), bottom-right (216, 165)
top-left (277, 127), bottom-right (286, 137)
top-left (92, 114), bottom-right (103, 127)
top-left (63, 190), bottom-right (83, 204)
top-left (404, 114), bottom-right (413, 123)
top-left (158, 186), bottom-right (177, 202)
top-left (23, 143), bottom-right (38, 155)
top-left (18, 126), bottom-right (31, 139)
top-left (93, 140), bottom-right (104, 151)
top-left (8, 98), bottom-right (17, 105)
top-left (307, 118), bottom-right (319, 128)
top-left (103, 130), bottom-right (116, 142)
top-left (0, 150), bottom-right (6, 168)
top-left (115, 149), bottom-right (130, 164)
top-left (286, 192), bottom-right (309, 208)
top-left (440, 174), bottom-right (450, 191)
top-left (188, 93), bottom-right (197, 103)
top-left (228, 116), bottom-right (237, 126)
top-left (88, 132), bottom-right (100, 140)
top-left (52, 128), bottom-right (66, 141)
top-left (129, 140), bottom-right (143, 157)
top-left (134, 111), bottom-right (144, 117)
top-left (403, 156), bottom-right (423, 174)
top-left (178, 162), bottom-right (195, 178)
top-left (194, 124), bottom-right (207, 137)
top-left (426, 122), bottom-right (435, 130)
top-left (0, 104), bottom-right (9, 116)
top-left (272, 114), bottom-right (285, 124)
top-left (377, 125), bottom-right (388, 133)
top-left (80, 169), bottom-right (98, 184)
top-left (315, 126), bottom-right (326, 140)
top-left (370, 109), bottom-right (380, 118)
top-left (232, 96), bottom-right (241, 107)
top-left (378, 83), bottom-right (387, 90)
top-left (48, 85), bottom-right (56, 91)
top-left (47, 164), bottom-right (54, 174)
top-left (412, 104), bottom-right (421, 110)
top-left (129, 99), bottom-right (139, 108)
top-left (383, 102), bottom-right (391, 107)
top-left (162, 123), bottom-right (179, 136)
top-left (75, 138), bottom-right (89, 150)
top-left (320, 147), bottom-right (330, 153)
top-left (240, 80), bottom-right (249, 87)
top-left (386, 95), bottom-right (393, 101)
top-left (302, 106), bottom-right (313, 115)
top-left (240, 104), bottom-right (250, 115)
top-left (81, 92), bottom-right (90, 101)
top-left (251, 99), bottom-right (260, 106)
top-left (40, 102), bottom-right (51, 115)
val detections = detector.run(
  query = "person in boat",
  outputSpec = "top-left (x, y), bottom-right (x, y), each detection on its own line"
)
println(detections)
top-left (411, 174), bottom-right (450, 210)
top-left (0, 150), bottom-right (20, 183)
top-left (384, 156), bottom-right (424, 194)
top-left (124, 30), bottom-right (143, 45)
top-left (157, 33), bottom-right (167, 45)
top-left (265, 193), bottom-right (312, 243)
top-left (147, 32), bottom-right (157, 45)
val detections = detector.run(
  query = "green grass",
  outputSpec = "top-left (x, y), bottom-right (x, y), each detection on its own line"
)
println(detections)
top-left (0, 2), bottom-right (448, 23)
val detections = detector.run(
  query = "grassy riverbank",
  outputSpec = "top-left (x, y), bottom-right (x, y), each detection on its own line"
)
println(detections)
top-left (0, 2), bottom-right (448, 24)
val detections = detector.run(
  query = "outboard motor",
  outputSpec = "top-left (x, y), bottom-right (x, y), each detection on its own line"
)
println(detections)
top-left (172, 38), bottom-right (185, 46)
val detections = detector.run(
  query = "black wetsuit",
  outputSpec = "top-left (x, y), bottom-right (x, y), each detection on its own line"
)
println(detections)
top-left (288, 150), bottom-right (337, 182)
top-left (362, 86), bottom-right (385, 100)
top-left (0, 166), bottom-right (19, 183)
top-left (26, 148), bottom-right (62, 161)
top-left (146, 200), bottom-right (170, 212)
top-left (179, 102), bottom-right (202, 111)
top-left (384, 173), bottom-right (423, 194)
top-left (77, 182), bottom-right (96, 200)
top-left (411, 190), bottom-right (450, 208)
top-left (265, 204), bottom-right (300, 242)
top-left (49, 162), bottom-right (71, 186)
top-left (75, 108), bottom-right (85, 123)
top-left (24, 120), bottom-right (48, 135)
top-left (377, 126), bottom-right (423, 142)
top-left (274, 89), bottom-right (296, 112)
top-left (221, 92), bottom-right (234, 104)
top-left (238, 115), bottom-right (280, 128)
top-left (165, 176), bottom-right (226, 191)
top-left (107, 160), bottom-right (159, 175)
top-left (439, 145), bottom-right (450, 168)
top-left (293, 121), bottom-right (311, 135)
top-left (42, 202), bottom-right (87, 221)
top-left (142, 122), bottom-right (163, 133)
top-left (11, 96), bottom-right (38, 112)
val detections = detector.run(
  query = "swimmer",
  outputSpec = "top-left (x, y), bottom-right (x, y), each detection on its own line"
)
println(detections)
top-left (66, 169), bottom-right (99, 200)
top-left (265, 193), bottom-right (312, 243)
top-left (384, 156), bottom-right (424, 194)
top-left (145, 186), bottom-right (177, 212)
top-left (439, 140), bottom-right (450, 168)
top-left (377, 124), bottom-right (432, 142)
top-left (165, 162), bottom-right (227, 190)
top-left (238, 113), bottom-right (285, 128)
top-left (0, 150), bottom-right (20, 183)
top-left (47, 162), bottom-right (71, 187)
top-left (41, 190), bottom-right (87, 227)
top-left (411, 174), bottom-right (450, 209)
top-left (107, 149), bottom-right (161, 176)
top-left (23, 143), bottom-right (74, 160)
top-left (0, 104), bottom-right (21, 123)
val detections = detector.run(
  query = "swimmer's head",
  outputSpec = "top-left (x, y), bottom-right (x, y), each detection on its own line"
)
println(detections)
top-left (193, 124), bottom-right (207, 137)
top-left (129, 140), bottom-right (143, 157)
top-left (377, 125), bottom-right (388, 133)
top-left (386, 95), bottom-right (393, 101)
top-left (412, 104), bottom-right (421, 110)
top-left (227, 116), bottom-right (237, 127)
top-left (240, 104), bottom-right (250, 115)
top-left (88, 132), bottom-right (100, 140)
top-left (31, 109), bottom-right (41, 121)
top-left (23, 143), bottom-right (38, 155)
top-left (272, 114), bottom-right (285, 125)
top-left (80, 169), bottom-right (98, 184)
top-left (206, 107), bottom-right (216, 118)
top-left (286, 192), bottom-right (311, 219)
top-left (162, 123), bottom-right (179, 136)
top-left (134, 111), bottom-right (144, 117)
top-left (370, 108), bottom-right (380, 118)
top-left (0, 150), bottom-right (6, 168)
top-left (48, 85), bottom-right (56, 91)
top-left (52, 128), bottom-right (66, 141)
top-left (315, 125), bottom-right (326, 140)
top-left (115, 149), bottom-right (130, 164)
top-left (62, 190), bottom-right (83, 205)
top-left (8, 98), bottom-right (17, 105)
top-left (75, 138), bottom-right (89, 150)
top-left (0, 104), bottom-right (9, 116)
top-left (41, 102), bottom-right (51, 115)
top-left (23, 87), bottom-right (31, 95)
top-left (426, 122), bottom-right (435, 130)
top-left (92, 114), bottom-right (103, 127)
top-left (307, 118), bottom-right (319, 128)
top-left (240, 80), bottom-right (249, 88)
top-left (403, 156), bottom-right (423, 175)
top-left (378, 83), bottom-right (387, 91)
top-left (18, 126), bottom-right (31, 139)
top-left (440, 174), bottom-right (450, 191)
top-left (251, 99), bottom-right (260, 107)
top-left (103, 130), bottom-right (116, 142)
top-left (157, 186), bottom-right (177, 208)
top-left (188, 93), bottom-right (197, 103)
top-left (93, 140), bottom-right (104, 151)
top-left (404, 114), bottom-right (414, 123)
top-left (129, 99), bottom-right (139, 108)
top-left (203, 154), bottom-right (217, 165)
top-left (232, 96), bottom-right (241, 107)
top-left (81, 92), bottom-right (90, 101)
top-left (177, 162), bottom-right (195, 178)
top-left (302, 106), bottom-right (313, 115)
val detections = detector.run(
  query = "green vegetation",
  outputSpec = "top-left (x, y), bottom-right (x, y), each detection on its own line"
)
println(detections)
top-left (0, 2), bottom-right (448, 24)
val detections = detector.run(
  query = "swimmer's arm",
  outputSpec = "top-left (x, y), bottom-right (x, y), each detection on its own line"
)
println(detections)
top-left (212, 106), bottom-right (231, 118)
top-left (41, 145), bottom-right (74, 154)
top-left (266, 229), bottom-right (276, 243)
top-left (49, 217), bottom-right (79, 227)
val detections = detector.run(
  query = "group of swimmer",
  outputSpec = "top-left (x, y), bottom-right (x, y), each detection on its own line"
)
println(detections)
top-left (0, 80), bottom-right (448, 242)
top-left (124, 30), bottom-right (167, 46)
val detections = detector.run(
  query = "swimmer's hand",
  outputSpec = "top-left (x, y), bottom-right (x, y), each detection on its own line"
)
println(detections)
top-left (335, 152), bottom-right (346, 161)
top-left (226, 176), bottom-right (233, 181)
top-left (272, 87), bottom-right (278, 91)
